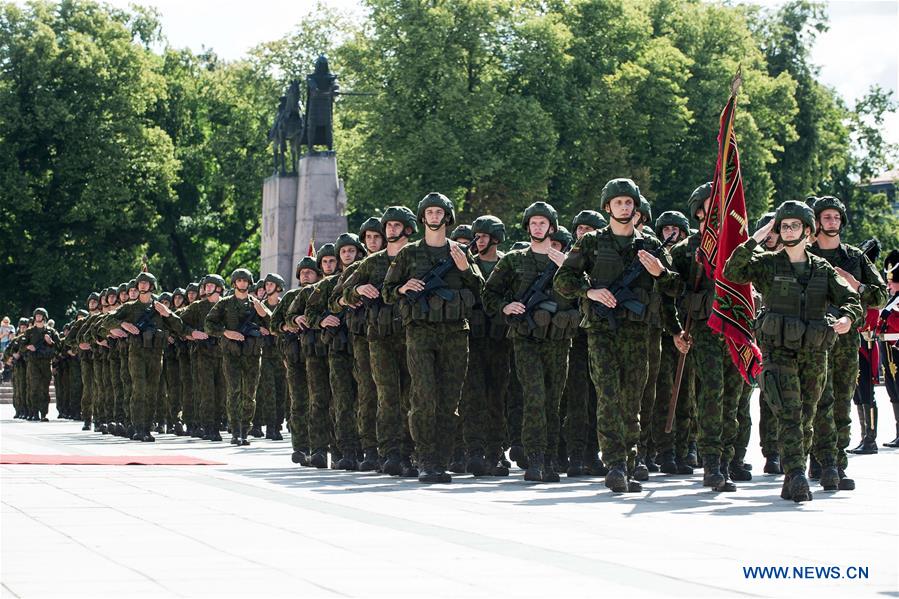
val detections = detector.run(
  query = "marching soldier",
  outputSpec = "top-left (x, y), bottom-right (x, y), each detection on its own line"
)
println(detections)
top-left (258, 273), bottom-right (288, 440)
top-left (724, 200), bottom-right (862, 503)
top-left (383, 192), bottom-right (484, 483)
top-left (22, 309), bottom-right (59, 421)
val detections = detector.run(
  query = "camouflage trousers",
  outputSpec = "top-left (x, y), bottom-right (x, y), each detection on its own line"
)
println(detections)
top-left (179, 346), bottom-right (196, 428)
top-left (513, 337), bottom-right (569, 456)
top-left (67, 359), bottom-right (82, 418)
top-left (93, 350), bottom-right (110, 423)
top-left (761, 348), bottom-right (827, 474)
top-left (639, 326), bottom-right (663, 457)
top-left (690, 324), bottom-right (742, 463)
top-left (507, 363), bottom-right (524, 448)
top-left (193, 345), bottom-right (224, 429)
top-left (329, 350), bottom-right (359, 453)
top-left (406, 324), bottom-right (469, 467)
top-left (162, 346), bottom-right (181, 425)
top-left (562, 332), bottom-right (597, 458)
top-left (258, 342), bottom-right (287, 428)
top-left (369, 336), bottom-right (414, 458)
top-left (733, 382), bottom-right (753, 463)
top-left (282, 338), bottom-right (309, 452)
top-left (352, 335), bottom-right (378, 451)
top-left (127, 345), bottom-right (164, 431)
top-left (13, 361), bottom-right (27, 415)
top-left (757, 342), bottom-right (778, 457)
top-left (26, 356), bottom-right (52, 415)
top-left (79, 357), bottom-right (92, 421)
top-left (588, 322), bottom-right (649, 468)
top-left (118, 345), bottom-right (132, 426)
top-left (652, 335), bottom-right (695, 457)
top-left (109, 346), bottom-right (124, 423)
top-left (306, 354), bottom-right (334, 452)
top-left (221, 344), bottom-right (260, 428)
top-left (813, 331), bottom-right (858, 469)
top-left (463, 335), bottom-right (511, 456)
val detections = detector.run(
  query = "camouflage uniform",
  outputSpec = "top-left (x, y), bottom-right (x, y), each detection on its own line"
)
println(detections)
top-left (382, 238), bottom-right (484, 474)
top-left (180, 298), bottom-right (226, 437)
top-left (258, 295), bottom-right (288, 436)
top-left (724, 234), bottom-right (862, 497)
top-left (21, 323), bottom-right (59, 417)
top-left (271, 285), bottom-right (309, 455)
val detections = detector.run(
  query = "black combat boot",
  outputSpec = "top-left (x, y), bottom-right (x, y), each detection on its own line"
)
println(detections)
top-left (702, 455), bottom-right (725, 489)
top-left (485, 451), bottom-right (509, 476)
top-left (249, 424), bottom-right (263, 438)
top-left (82, 419), bottom-right (91, 431)
top-left (780, 471), bottom-right (793, 500)
top-left (542, 454), bottom-right (560, 483)
top-left (587, 453), bottom-right (609, 476)
top-left (359, 448), bottom-right (379, 472)
top-left (271, 422), bottom-right (283, 441)
top-left (400, 457), bottom-right (419, 478)
top-left (807, 455), bottom-right (821, 480)
top-left (208, 426), bottom-right (223, 442)
top-left (154, 423), bottom-right (164, 434)
top-left (264, 424), bottom-right (274, 439)
top-left (837, 468), bottom-right (855, 491)
top-left (230, 429), bottom-right (239, 445)
top-left (657, 450), bottom-right (678, 475)
top-left (309, 448), bottom-right (328, 469)
top-left (788, 469), bottom-right (813, 503)
top-left (523, 452), bottom-right (545, 482)
top-left (763, 453), bottom-right (782, 474)
top-left (632, 457), bottom-right (649, 482)
top-left (337, 450), bottom-right (358, 471)
top-left (885, 402), bottom-right (899, 448)
top-left (728, 459), bottom-right (752, 481)
top-left (141, 428), bottom-right (155, 443)
top-left (509, 445), bottom-right (528, 469)
top-left (99, 422), bottom-right (109, 434)
top-left (291, 449), bottom-right (308, 465)
top-left (716, 459), bottom-right (737, 492)
top-left (448, 448), bottom-right (467, 474)
top-left (604, 464), bottom-right (628, 494)
top-left (819, 457), bottom-right (840, 490)
top-left (418, 458), bottom-right (443, 484)
top-left (466, 449), bottom-right (488, 477)
top-left (238, 424), bottom-right (250, 446)
top-left (685, 441), bottom-right (699, 468)
top-left (645, 454), bottom-right (659, 473)
top-left (382, 450), bottom-right (403, 476)
top-left (566, 453), bottom-right (585, 477)
top-left (851, 405), bottom-right (878, 454)
top-left (174, 421), bottom-right (186, 436)
top-left (675, 454), bottom-right (694, 475)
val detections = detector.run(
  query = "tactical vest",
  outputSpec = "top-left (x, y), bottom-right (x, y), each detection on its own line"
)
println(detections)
top-left (399, 242), bottom-right (476, 325)
top-left (811, 243), bottom-right (864, 318)
top-left (679, 235), bottom-right (715, 322)
top-left (470, 256), bottom-right (509, 340)
top-left (755, 254), bottom-right (836, 351)
top-left (585, 232), bottom-right (655, 324)
top-left (504, 251), bottom-right (580, 341)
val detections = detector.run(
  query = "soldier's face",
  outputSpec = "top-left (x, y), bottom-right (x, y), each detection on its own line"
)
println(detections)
top-left (255, 286), bottom-right (267, 299)
top-left (528, 216), bottom-right (552, 240)
top-left (265, 282), bottom-right (277, 295)
top-left (299, 269), bottom-right (319, 285)
top-left (33, 314), bottom-right (44, 324)
top-left (118, 292), bottom-right (128, 304)
top-left (187, 291), bottom-right (198, 303)
top-left (779, 219), bottom-right (805, 243)
top-left (575, 224), bottom-right (595, 240)
top-left (818, 209), bottom-right (841, 235)
top-left (19, 325), bottom-right (27, 332)
top-left (234, 279), bottom-right (250, 292)
top-left (364, 231), bottom-right (385, 253)
top-left (203, 283), bottom-right (217, 297)
top-left (88, 300), bottom-right (98, 311)
top-left (138, 281), bottom-right (151, 294)
top-left (662, 225), bottom-right (683, 242)
top-left (475, 233), bottom-right (492, 253)
top-left (339, 246), bottom-right (358, 266)
top-left (608, 196), bottom-right (635, 221)
top-left (424, 207), bottom-right (445, 228)
top-left (321, 256), bottom-right (338, 275)
top-left (173, 296), bottom-right (184, 308)
top-left (107, 294), bottom-right (117, 306)
top-left (384, 221), bottom-right (405, 241)
top-left (161, 299), bottom-right (171, 308)
top-left (129, 288), bottom-right (139, 300)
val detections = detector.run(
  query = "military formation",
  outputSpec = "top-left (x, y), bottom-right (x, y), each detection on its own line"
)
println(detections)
top-left (5, 181), bottom-right (899, 503)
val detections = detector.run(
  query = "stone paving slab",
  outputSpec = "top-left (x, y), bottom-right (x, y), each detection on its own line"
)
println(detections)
top-left (1, 390), bottom-right (897, 598)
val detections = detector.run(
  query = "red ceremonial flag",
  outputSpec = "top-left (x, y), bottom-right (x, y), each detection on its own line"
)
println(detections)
top-left (697, 69), bottom-right (763, 383)
top-left (307, 237), bottom-right (315, 257)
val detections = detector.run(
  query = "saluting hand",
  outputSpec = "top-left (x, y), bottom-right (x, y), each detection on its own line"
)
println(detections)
top-left (224, 330), bottom-right (245, 342)
top-left (43, 333), bottom-right (53, 345)
top-left (400, 278), bottom-right (425, 295)
top-left (752, 219), bottom-right (776, 244)
top-left (587, 288), bottom-right (617, 308)
top-left (637, 250), bottom-right (664, 277)
top-left (834, 267), bottom-right (860, 291)
top-left (190, 330), bottom-right (208, 340)
top-left (503, 302), bottom-right (526, 316)
top-left (294, 315), bottom-right (310, 330)
top-left (355, 284), bottom-right (380, 299)
top-left (121, 322), bottom-right (140, 335)
top-left (321, 315), bottom-right (341, 328)
top-left (450, 242), bottom-right (469, 271)
top-left (548, 247), bottom-right (567, 268)
top-left (154, 301), bottom-right (171, 317)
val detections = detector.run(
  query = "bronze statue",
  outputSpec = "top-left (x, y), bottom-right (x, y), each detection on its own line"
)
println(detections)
top-left (302, 55), bottom-right (339, 154)
top-left (268, 81), bottom-right (305, 174)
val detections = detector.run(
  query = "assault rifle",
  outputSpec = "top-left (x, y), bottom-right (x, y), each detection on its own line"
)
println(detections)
top-left (405, 241), bottom-right (474, 313)
top-left (510, 241), bottom-right (572, 331)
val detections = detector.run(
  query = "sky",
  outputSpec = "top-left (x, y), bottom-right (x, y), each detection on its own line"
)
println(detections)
top-left (17, 0), bottom-right (899, 146)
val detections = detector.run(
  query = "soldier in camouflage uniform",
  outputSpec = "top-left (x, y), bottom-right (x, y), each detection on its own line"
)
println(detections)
top-left (647, 210), bottom-right (694, 476)
top-left (21, 309), bottom-right (59, 420)
top-left (342, 207), bottom-right (419, 477)
top-left (562, 211), bottom-right (608, 477)
top-left (271, 257), bottom-right (321, 464)
top-left (665, 184), bottom-right (745, 492)
top-left (84, 292), bottom-right (112, 433)
top-left (724, 200), bottom-right (862, 502)
top-left (177, 281), bottom-right (201, 435)
top-left (458, 214), bottom-right (512, 477)
top-left (258, 273), bottom-right (288, 440)
top-left (485, 202), bottom-right (579, 483)
top-left (383, 192), bottom-right (484, 483)
top-left (807, 196), bottom-right (887, 489)
top-left (450, 224), bottom-right (473, 245)
top-left (554, 178), bottom-right (679, 494)
top-left (102, 272), bottom-right (193, 442)
top-left (287, 244), bottom-right (339, 468)
top-left (74, 293), bottom-right (100, 429)
top-left (204, 269), bottom-right (272, 446)
top-left (179, 275), bottom-right (227, 441)
top-left (307, 233), bottom-right (366, 470)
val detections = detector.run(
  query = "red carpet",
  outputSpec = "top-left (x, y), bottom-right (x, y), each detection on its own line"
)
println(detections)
top-left (0, 454), bottom-right (225, 465)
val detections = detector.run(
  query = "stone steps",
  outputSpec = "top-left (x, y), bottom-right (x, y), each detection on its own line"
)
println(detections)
top-left (0, 382), bottom-right (55, 404)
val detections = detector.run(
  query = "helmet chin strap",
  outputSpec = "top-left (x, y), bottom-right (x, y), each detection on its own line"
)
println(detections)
top-left (426, 222), bottom-right (443, 232)
top-left (821, 229), bottom-right (840, 237)
top-left (611, 208), bottom-right (635, 225)
top-left (386, 234), bottom-right (404, 243)
top-left (782, 237), bottom-right (804, 247)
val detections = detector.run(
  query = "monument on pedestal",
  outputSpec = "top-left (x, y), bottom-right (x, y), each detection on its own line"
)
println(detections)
top-left (260, 56), bottom-right (348, 288)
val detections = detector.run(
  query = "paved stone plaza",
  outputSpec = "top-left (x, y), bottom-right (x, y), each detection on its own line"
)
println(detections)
top-left (2, 389), bottom-right (897, 598)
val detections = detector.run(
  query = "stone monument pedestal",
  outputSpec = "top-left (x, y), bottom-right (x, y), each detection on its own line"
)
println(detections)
top-left (259, 154), bottom-right (348, 288)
